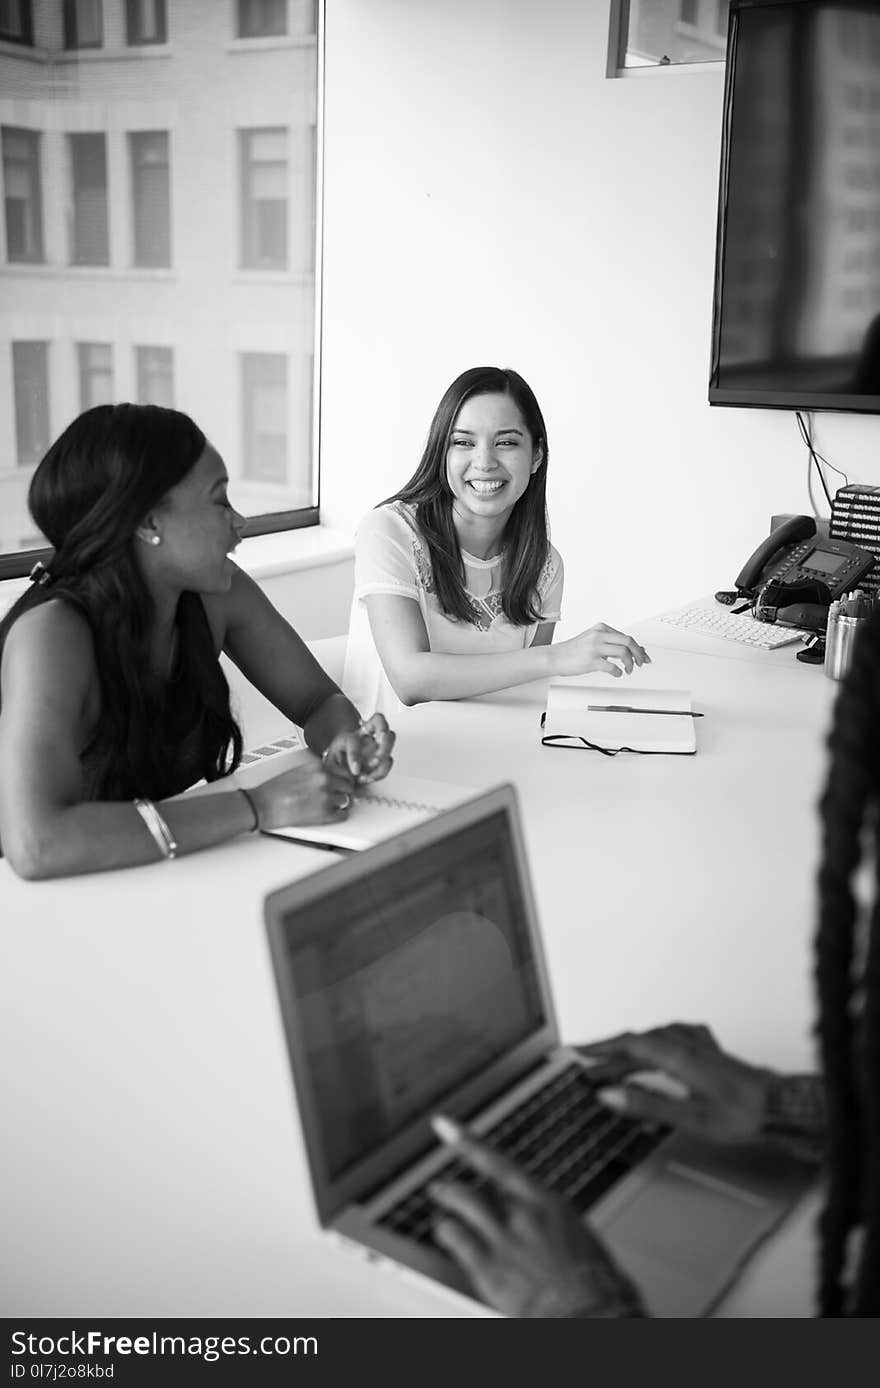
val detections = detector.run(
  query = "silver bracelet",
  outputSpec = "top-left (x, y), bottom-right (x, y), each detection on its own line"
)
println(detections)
top-left (133, 797), bottom-right (179, 861)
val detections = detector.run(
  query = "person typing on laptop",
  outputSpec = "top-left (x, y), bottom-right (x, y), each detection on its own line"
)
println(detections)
top-left (430, 1025), bottom-right (824, 1318)
top-left (430, 608), bottom-right (880, 1318)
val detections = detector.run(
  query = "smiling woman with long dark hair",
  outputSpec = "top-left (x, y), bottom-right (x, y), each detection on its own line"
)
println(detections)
top-left (342, 366), bottom-right (649, 714)
top-left (0, 403), bottom-right (394, 879)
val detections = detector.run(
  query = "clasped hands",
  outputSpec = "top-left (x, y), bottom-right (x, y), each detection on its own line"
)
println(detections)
top-left (319, 712), bottom-right (396, 813)
top-left (428, 1023), bottom-right (774, 1318)
top-left (248, 713), bottom-right (395, 830)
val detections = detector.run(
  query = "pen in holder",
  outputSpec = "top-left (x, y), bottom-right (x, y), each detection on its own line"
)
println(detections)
top-left (824, 590), bottom-right (873, 681)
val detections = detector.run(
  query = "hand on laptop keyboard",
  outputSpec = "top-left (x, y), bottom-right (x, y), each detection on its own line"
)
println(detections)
top-left (427, 1115), bottom-right (646, 1319)
top-left (576, 1023), bottom-right (771, 1144)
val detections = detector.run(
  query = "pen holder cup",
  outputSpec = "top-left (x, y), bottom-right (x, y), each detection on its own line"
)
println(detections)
top-left (824, 612), bottom-right (868, 681)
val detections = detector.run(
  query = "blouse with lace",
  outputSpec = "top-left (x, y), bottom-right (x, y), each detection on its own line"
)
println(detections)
top-left (342, 500), bottom-right (564, 716)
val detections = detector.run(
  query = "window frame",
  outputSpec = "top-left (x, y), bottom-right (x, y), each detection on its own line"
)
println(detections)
top-left (135, 344), bottom-right (175, 407)
top-left (76, 341), bottom-right (115, 412)
top-left (11, 341), bottom-right (50, 470)
top-left (607, 0), bottom-right (728, 75)
top-left (128, 129), bottom-right (172, 268)
top-left (2, 124), bottom-right (45, 264)
top-left (241, 350), bottom-right (290, 485)
top-left (0, 0), bottom-right (33, 46)
top-left (63, 0), bottom-right (104, 51)
top-left (125, 0), bottom-right (167, 46)
top-left (236, 0), bottom-right (288, 40)
top-left (239, 126), bottom-right (290, 271)
top-left (68, 131), bottom-right (110, 266)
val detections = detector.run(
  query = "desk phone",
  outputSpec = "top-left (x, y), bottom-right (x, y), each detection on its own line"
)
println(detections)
top-left (733, 515), bottom-right (874, 630)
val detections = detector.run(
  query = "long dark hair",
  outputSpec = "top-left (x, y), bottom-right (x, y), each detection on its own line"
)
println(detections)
top-left (383, 366), bottom-right (550, 626)
top-left (0, 403), bottom-right (242, 799)
top-left (816, 607), bottom-right (880, 1315)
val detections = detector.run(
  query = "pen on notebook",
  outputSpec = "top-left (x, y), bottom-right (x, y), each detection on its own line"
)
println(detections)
top-left (586, 705), bottom-right (704, 717)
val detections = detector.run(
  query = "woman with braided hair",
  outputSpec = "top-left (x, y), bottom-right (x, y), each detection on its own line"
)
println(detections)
top-left (0, 403), bottom-right (395, 878)
top-left (422, 610), bottom-right (880, 1317)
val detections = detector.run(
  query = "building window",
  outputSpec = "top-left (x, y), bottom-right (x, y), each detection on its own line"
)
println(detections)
top-left (77, 342), bottom-right (114, 410)
top-left (135, 345), bottom-right (174, 406)
top-left (0, 9), bottom-right (320, 569)
top-left (242, 353), bottom-right (288, 483)
top-left (2, 126), bottom-right (44, 263)
top-left (610, 0), bottom-right (728, 70)
top-left (239, 127), bottom-right (288, 269)
top-left (129, 131), bottom-right (171, 267)
top-left (0, 0), bottom-right (33, 45)
top-left (125, 0), bottom-right (166, 46)
top-left (69, 133), bottom-right (109, 265)
top-left (64, 0), bottom-right (103, 49)
top-left (237, 0), bottom-right (287, 39)
top-left (12, 342), bottom-right (49, 467)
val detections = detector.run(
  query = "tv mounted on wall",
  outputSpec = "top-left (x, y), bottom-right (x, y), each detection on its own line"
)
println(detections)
top-left (709, 0), bottom-right (880, 413)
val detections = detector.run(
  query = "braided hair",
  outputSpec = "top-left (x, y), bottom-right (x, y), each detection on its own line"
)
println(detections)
top-left (816, 605), bottom-right (880, 1315)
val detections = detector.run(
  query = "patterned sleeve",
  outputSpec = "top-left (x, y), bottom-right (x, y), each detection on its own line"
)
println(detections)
top-left (353, 505), bottom-right (421, 602)
top-left (761, 1073), bottom-right (825, 1163)
top-left (537, 544), bottom-right (564, 623)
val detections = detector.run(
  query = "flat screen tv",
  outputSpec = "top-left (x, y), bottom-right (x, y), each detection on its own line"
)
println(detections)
top-left (710, 0), bottom-right (880, 413)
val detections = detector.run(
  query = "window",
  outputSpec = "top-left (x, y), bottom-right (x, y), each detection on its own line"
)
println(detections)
top-left (129, 131), bottom-right (171, 267)
top-left (237, 0), bottom-right (287, 39)
top-left (77, 342), bottom-right (114, 410)
top-left (0, 9), bottom-right (320, 570)
top-left (135, 345), bottom-right (174, 406)
top-left (0, 0), bottom-right (33, 45)
top-left (610, 0), bottom-right (728, 70)
top-left (2, 126), bottom-right (44, 262)
top-left (12, 342), bottom-right (49, 467)
top-left (239, 128), bottom-right (288, 269)
top-left (125, 0), bottom-right (166, 44)
top-left (69, 133), bottom-right (109, 265)
top-left (64, 0), bottom-right (103, 49)
top-left (242, 353), bottom-right (288, 483)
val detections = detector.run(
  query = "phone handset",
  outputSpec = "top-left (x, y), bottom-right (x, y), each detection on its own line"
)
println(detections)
top-left (734, 515), bottom-right (817, 598)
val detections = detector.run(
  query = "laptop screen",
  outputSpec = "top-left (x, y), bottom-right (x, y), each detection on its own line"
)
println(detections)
top-left (276, 807), bottom-right (546, 1182)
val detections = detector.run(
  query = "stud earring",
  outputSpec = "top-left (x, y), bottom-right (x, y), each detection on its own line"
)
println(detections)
top-left (149, 535), bottom-right (161, 547)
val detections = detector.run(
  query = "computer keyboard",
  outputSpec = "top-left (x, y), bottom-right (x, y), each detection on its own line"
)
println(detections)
top-left (379, 1064), bottom-right (667, 1248)
top-left (656, 604), bottom-right (809, 649)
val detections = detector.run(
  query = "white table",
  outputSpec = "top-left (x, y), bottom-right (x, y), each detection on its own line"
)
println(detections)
top-left (0, 623), bottom-right (839, 1318)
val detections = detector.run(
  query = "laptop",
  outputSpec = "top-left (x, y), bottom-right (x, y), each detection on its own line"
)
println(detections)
top-left (264, 783), bottom-right (815, 1318)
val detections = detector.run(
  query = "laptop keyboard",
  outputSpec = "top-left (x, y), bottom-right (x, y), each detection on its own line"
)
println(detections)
top-left (379, 1063), bottom-right (668, 1247)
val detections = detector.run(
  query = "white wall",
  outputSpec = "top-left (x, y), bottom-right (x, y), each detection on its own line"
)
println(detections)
top-left (319, 0), bottom-right (880, 629)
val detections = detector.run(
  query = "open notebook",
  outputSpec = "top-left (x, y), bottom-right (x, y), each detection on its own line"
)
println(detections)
top-left (179, 739), bottom-right (471, 853)
top-left (542, 683), bottom-right (698, 756)
top-left (265, 773), bottom-right (470, 853)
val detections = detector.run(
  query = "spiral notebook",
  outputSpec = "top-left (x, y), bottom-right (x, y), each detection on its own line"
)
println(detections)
top-left (264, 774), bottom-right (470, 853)
top-left (541, 683), bottom-right (698, 756)
top-left (180, 737), bottom-right (470, 853)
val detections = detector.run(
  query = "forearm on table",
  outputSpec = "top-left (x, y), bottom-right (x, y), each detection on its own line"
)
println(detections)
top-left (9, 791), bottom-right (256, 880)
top-left (301, 690), bottom-right (363, 754)
top-left (389, 644), bottom-right (555, 704)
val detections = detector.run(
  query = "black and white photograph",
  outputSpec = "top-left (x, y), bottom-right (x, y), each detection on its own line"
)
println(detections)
top-left (1, 0), bottom-right (878, 1356)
